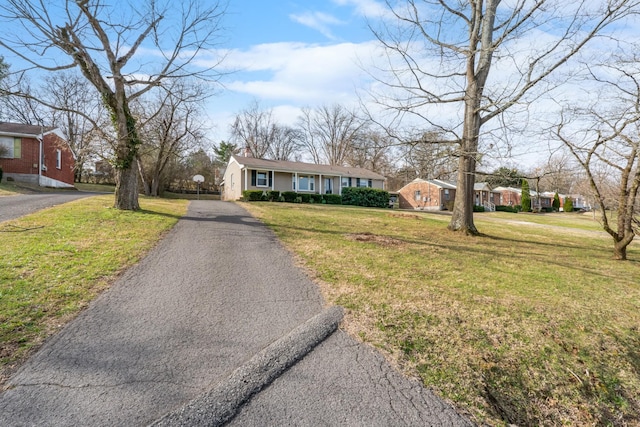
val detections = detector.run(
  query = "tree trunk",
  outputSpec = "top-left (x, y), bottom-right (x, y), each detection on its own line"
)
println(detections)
top-left (449, 80), bottom-right (481, 234)
top-left (449, 151), bottom-right (478, 234)
top-left (151, 174), bottom-right (161, 197)
top-left (110, 91), bottom-right (141, 209)
top-left (137, 158), bottom-right (151, 196)
top-left (114, 158), bottom-right (140, 210)
top-left (613, 240), bottom-right (627, 261)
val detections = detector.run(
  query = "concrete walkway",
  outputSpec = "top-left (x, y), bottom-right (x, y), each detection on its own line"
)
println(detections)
top-left (0, 201), bottom-right (472, 426)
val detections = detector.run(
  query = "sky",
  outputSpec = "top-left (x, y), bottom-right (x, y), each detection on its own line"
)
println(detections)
top-left (2, 0), bottom-right (639, 172)
top-left (206, 0), bottom-right (384, 145)
top-left (197, 0), bottom-right (609, 170)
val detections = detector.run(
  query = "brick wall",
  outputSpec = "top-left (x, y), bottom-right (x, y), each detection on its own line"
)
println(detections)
top-left (399, 181), bottom-right (450, 210)
top-left (0, 137), bottom-right (40, 175)
top-left (41, 133), bottom-right (75, 185)
top-left (0, 133), bottom-right (75, 186)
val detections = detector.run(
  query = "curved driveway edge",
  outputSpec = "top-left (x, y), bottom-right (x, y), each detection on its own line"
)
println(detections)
top-left (152, 306), bottom-right (344, 426)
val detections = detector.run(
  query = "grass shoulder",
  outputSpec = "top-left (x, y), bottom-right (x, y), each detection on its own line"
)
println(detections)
top-left (0, 181), bottom-right (32, 196)
top-left (74, 182), bottom-right (116, 193)
top-left (0, 195), bottom-right (188, 386)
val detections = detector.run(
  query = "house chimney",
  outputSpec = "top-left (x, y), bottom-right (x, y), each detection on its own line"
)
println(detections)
top-left (243, 146), bottom-right (252, 157)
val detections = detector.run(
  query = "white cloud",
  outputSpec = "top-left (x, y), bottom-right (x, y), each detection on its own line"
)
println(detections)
top-left (204, 40), bottom-right (381, 144)
top-left (332, 0), bottom-right (388, 18)
top-left (220, 41), bottom-right (379, 104)
top-left (289, 11), bottom-right (345, 40)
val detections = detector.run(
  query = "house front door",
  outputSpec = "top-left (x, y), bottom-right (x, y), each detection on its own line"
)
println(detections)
top-left (324, 178), bottom-right (333, 194)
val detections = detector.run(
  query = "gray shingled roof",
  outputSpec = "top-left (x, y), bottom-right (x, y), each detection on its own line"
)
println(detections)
top-left (403, 178), bottom-right (457, 190)
top-left (231, 155), bottom-right (386, 180)
top-left (0, 122), bottom-right (55, 136)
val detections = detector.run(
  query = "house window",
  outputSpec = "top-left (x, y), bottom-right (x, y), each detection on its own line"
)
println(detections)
top-left (444, 189), bottom-right (450, 200)
top-left (298, 175), bottom-right (315, 192)
top-left (357, 178), bottom-right (370, 188)
top-left (251, 170), bottom-right (270, 187)
top-left (414, 190), bottom-right (421, 201)
top-left (341, 177), bottom-right (349, 188)
top-left (56, 149), bottom-right (62, 169)
top-left (0, 136), bottom-right (15, 158)
top-left (230, 173), bottom-right (234, 190)
top-left (256, 171), bottom-right (268, 187)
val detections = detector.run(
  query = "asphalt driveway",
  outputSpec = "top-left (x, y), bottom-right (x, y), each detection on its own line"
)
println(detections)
top-left (0, 200), bottom-right (472, 426)
top-left (0, 192), bottom-right (97, 223)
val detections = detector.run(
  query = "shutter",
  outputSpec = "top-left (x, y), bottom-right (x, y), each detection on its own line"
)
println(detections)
top-left (13, 138), bottom-right (21, 159)
top-left (368, 179), bottom-right (372, 187)
top-left (348, 177), bottom-right (352, 187)
top-left (268, 171), bottom-right (273, 187)
top-left (251, 170), bottom-right (256, 186)
top-left (356, 178), bottom-right (360, 187)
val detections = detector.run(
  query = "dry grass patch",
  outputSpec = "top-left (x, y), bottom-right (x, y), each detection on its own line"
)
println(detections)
top-left (345, 232), bottom-right (405, 247)
top-left (242, 202), bottom-right (640, 426)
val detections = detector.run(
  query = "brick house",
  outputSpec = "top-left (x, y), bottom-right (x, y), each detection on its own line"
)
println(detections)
top-left (398, 178), bottom-right (457, 210)
top-left (474, 182), bottom-right (501, 211)
top-left (0, 122), bottom-right (75, 188)
top-left (399, 179), bottom-right (502, 211)
top-left (531, 191), bottom-right (553, 210)
top-left (541, 192), bottom-right (590, 211)
top-left (493, 186), bottom-right (521, 206)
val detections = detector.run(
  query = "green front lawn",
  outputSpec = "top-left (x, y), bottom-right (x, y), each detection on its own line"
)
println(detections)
top-left (242, 202), bottom-right (640, 426)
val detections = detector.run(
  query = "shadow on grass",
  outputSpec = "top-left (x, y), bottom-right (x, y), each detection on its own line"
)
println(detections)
top-left (265, 219), bottom-right (636, 283)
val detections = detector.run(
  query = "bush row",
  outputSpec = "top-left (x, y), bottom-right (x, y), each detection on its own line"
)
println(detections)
top-left (242, 190), bottom-right (343, 205)
top-left (495, 205), bottom-right (575, 213)
top-left (242, 187), bottom-right (390, 208)
top-left (341, 187), bottom-right (390, 208)
top-left (496, 205), bottom-right (520, 213)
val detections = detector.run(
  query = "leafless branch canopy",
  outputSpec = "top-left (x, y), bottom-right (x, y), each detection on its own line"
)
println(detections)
top-left (370, 0), bottom-right (639, 132)
top-left (555, 56), bottom-right (640, 259)
top-left (0, 0), bottom-right (227, 97)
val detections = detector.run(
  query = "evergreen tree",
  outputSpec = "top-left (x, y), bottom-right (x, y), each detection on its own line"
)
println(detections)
top-left (564, 197), bottom-right (574, 213)
top-left (552, 192), bottom-right (560, 211)
top-left (0, 56), bottom-right (8, 80)
top-left (521, 180), bottom-right (531, 212)
top-left (485, 167), bottom-right (523, 188)
top-left (213, 141), bottom-right (240, 164)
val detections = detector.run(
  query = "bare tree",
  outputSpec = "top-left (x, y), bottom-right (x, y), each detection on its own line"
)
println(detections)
top-left (555, 58), bottom-right (640, 260)
top-left (0, 0), bottom-right (226, 209)
top-left (371, 0), bottom-right (639, 234)
top-left (268, 125), bottom-right (302, 161)
top-left (298, 104), bottom-right (368, 166)
top-left (45, 72), bottom-right (104, 182)
top-left (230, 101), bottom-right (273, 159)
top-left (534, 152), bottom-right (578, 194)
top-left (346, 130), bottom-right (394, 175)
top-left (135, 81), bottom-right (208, 196)
top-left (0, 76), bottom-right (49, 125)
top-left (1, 72), bottom-right (109, 180)
top-left (170, 148), bottom-right (215, 193)
top-left (230, 101), bottom-right (301, 160)
top-left (401, 131), bottom-right (459, 181)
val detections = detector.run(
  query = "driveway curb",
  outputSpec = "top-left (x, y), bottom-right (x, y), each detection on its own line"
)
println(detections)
top-left (151, 305), bottom-right (344, 426)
